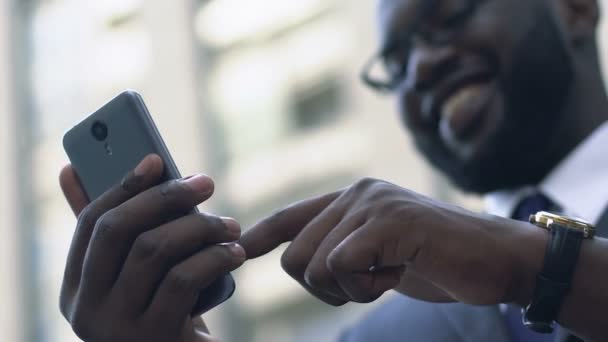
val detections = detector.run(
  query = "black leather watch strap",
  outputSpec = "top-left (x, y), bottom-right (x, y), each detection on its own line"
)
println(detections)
top-left (523, 224), bottom-right (584, 333)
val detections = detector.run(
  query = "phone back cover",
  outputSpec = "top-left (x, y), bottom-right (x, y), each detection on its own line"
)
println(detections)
top-left (63, 91), bottom-right (181, 200)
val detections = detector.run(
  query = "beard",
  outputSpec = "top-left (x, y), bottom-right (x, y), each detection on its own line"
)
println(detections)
top-left (412, 6), bottom-right (575, 194)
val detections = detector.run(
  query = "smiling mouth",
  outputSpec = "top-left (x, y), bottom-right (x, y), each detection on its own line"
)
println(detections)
top-left (414, 65), bottom-right (499, 161)
top-left (439, 81), bottom-right (496, 141)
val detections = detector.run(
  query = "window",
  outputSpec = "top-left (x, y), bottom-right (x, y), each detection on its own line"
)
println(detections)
top-left (289, 75), bottom-right (344, 132)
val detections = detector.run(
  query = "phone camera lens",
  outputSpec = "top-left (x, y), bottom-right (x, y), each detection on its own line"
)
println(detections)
top-left (91, 121), bottom-right (108, 141)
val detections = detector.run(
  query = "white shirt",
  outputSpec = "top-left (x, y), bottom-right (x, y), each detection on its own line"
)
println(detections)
top-left (484, 121), bottom-right (608, 224)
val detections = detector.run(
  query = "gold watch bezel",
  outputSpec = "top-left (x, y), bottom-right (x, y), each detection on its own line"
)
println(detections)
top-left (529, 211), bottom-right (595, 239)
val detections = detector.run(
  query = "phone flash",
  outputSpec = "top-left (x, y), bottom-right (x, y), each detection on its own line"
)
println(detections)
top-left (104, 142), bottom-right (113, 156)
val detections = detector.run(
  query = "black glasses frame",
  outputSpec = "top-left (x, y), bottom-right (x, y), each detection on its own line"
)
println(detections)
top-left (360, 0), bottom-right (481, 93)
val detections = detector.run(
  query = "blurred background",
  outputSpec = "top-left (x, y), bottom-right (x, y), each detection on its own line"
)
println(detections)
top-left (0, 1), bottom-right (607, 341)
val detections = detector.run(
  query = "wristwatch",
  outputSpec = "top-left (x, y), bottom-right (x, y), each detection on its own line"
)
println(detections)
top-left (523, 211), bottom-right (595, 333)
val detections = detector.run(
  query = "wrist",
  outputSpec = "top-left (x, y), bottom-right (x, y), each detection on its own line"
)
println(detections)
top-left (508, 220), bottom-right (550, 307)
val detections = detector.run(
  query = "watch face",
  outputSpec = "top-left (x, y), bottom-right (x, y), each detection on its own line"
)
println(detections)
top-left (530, 211), bottom-right (595, 238)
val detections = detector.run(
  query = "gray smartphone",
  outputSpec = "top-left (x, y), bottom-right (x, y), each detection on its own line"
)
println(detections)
top-left (63, 90), bottom-right (235, 315)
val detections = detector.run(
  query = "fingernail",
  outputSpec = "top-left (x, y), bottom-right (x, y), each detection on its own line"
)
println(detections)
top-left (228, 243), bottom-right (246, 259)
top-left (221, 217), bottom-right (241, 236)
top-left (134, 156), bottom-right (153, 176)
top-left (180, 174), bottom-right (213, 194)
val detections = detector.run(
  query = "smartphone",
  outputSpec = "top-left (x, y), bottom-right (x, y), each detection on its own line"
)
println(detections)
top-left (63, 90), bottom-right (235, 315)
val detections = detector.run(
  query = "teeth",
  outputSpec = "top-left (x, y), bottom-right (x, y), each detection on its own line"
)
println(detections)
top-left (441, 84), bottom-right (486, 120)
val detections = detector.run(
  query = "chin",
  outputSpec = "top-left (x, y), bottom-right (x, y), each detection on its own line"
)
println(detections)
top-left (413, 130), bottom-right (550, 195)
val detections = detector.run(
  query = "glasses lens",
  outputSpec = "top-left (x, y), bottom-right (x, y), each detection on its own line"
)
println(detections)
top-left (362, 56), bottom-right (396, 92)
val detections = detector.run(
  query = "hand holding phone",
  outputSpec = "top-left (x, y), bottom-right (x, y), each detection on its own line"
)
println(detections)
top-left (59, 155), bottom-right (243, 342)
top-left (62, 90), bottom-right (236, 315)
top-left (60, 90), bottom-right (240, 340)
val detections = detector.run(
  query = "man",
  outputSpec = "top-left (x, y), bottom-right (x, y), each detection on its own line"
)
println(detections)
top-left (58, 0), bottom-right (608, 342)
top-left (336, 0), bottom-right (608, 341)
top-left (337, 0), bottom-right (608, 341)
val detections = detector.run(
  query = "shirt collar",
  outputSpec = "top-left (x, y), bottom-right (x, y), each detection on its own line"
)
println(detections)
top-left (484, 121), bottom-right (608, 224)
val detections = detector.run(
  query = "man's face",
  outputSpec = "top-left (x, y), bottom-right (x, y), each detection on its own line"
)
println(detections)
top-left (377, 0), bottom-right (575, 193)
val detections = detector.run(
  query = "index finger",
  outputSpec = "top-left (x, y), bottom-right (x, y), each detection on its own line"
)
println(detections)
top-left (59, 165), bottom-right (90, 216)
top-left (239, 190), bottom-right (343, 259)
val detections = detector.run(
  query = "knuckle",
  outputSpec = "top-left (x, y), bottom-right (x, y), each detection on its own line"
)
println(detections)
top-left (59, 288), bottom-right (73, 320)
top-left (59, 303), bottom-right (69, 321)
top-left (132, 231), bottom-right (172, 262)
top-left (69, 305), bottom-right (95, 340)
top-left (280, 249), bottom-right (309, 280)
top-left (93, 211), bottom-right (121, 242)
top-left (210, 246), bottom-right (236, 266)
top-left (328, 299), bottom-right (348, 307)
top-left (197, 214), bottom-right (225, 235)
top-left (353, 177), bottom-right (380, 191)
top-left (368, 184), bottom-right (393, 201)
top-left (159, 180), bottom-right (185, 200)
top-left (165, 268), bottom-right (200, 295)
top-left (326, 248), bottom-right (350, 273)
top-left (157, 180), bottom-right (196, 209)
top-left (303, 266), bottom-right (330, 289)
top-left (375, 199), bottom-right (408, 218)
top-left (71, 323), bottom-right (92, 340)
top-left (120, 170), bottom-right (146, 194)
top-left (76, 205), bottom-right (97, 229)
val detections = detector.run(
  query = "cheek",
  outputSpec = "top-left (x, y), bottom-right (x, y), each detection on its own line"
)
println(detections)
top-left (479, 85), bottom-right (507, 143)
top-left (396, 87), bottom-right (424, 133)
top-left (460, 2), bottom-right (527, 79)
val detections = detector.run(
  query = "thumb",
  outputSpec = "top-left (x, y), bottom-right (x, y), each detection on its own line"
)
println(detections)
top-left (59, 165), bottom-right (90, 216)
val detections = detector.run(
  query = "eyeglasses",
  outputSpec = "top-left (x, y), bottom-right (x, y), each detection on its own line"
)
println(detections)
top-left (361, 0), bottom-right (482, 93)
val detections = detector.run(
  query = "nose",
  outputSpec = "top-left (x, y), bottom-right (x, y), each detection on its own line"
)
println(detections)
top-left (404, 43), bottom-right (459, 92)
